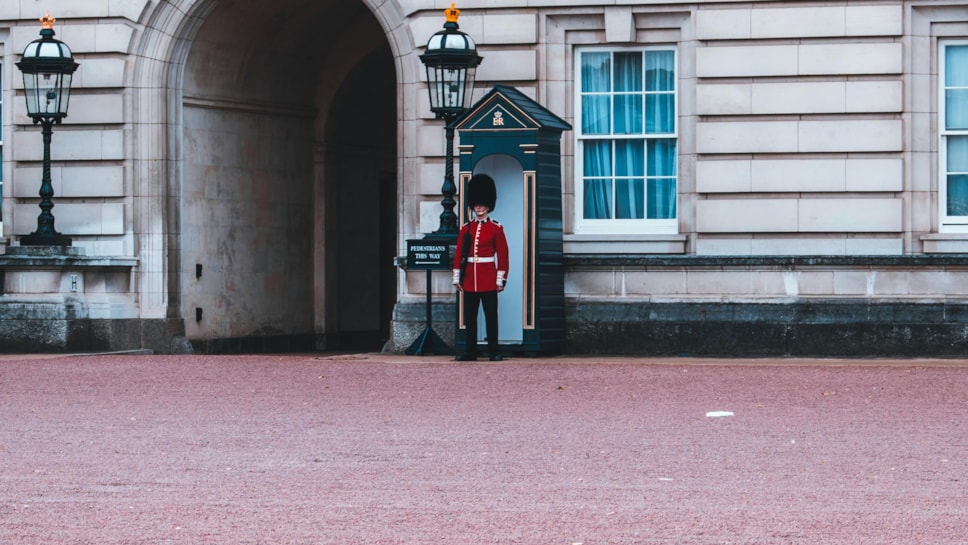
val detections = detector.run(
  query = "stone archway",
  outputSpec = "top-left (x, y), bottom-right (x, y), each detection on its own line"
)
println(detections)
top-left (160, 0), bottom-right (398, 351)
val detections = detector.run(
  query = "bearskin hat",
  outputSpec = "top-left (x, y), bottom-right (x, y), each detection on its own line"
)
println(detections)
top-left (466, 174), bottom-right (497, 211)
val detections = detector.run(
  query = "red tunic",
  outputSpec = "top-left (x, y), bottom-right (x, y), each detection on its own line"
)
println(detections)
top-left (452, 217), bottom-right (510, 292)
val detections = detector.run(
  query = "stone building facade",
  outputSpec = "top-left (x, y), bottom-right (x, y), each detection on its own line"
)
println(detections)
top-left (0, 1), bottom-right (966, 355)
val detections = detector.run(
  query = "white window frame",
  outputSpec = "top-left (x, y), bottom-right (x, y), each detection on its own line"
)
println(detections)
top-left (940, 40), bottom-right (968, 233)
top-left (0, 60), bottom-right (4, 236)
top-left (574, 45), bottom-right (679, 235)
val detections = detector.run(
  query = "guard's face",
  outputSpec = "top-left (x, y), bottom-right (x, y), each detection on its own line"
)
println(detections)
top-left (473, 204), bottom-right (489, 217)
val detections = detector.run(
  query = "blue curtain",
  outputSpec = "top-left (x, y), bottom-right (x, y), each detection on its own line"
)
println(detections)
top-left (616, 140), bottom-right (644, 219)
top-left (948, 136), bottom-right (968, 216)
top-left (582, 52), bottom-right (613, 218)
top-left (645, 51), bottom-right (675, 134)
top-left (581, 50), bottom-right (677, 221)
top-left (647, 139), bottom-right (677, 219)
top-left (947, 46), bottom-right (968, 216)
top-left (583, 140), bottom-right (612, 219)
top-left (946, 46), bottom-right (968, 131)
top-left (581, 52), bottom-right (610, 135)
top-left (614, 53), bottom-right (642, 134)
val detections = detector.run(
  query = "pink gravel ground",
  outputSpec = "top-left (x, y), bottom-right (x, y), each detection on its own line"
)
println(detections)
top-left (1, 353), bottom-right (967, 544)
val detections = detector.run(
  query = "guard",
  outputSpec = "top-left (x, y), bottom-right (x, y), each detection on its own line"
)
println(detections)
top-left (453, 174), bottom-right (509, 361)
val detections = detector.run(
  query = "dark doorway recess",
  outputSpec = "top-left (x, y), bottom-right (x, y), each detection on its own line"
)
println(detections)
top-left (326, 45), bottom-right (398, 352)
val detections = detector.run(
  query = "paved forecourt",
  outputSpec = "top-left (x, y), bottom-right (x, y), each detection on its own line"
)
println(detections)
top-left (2, 353), bottom-right (966, 544)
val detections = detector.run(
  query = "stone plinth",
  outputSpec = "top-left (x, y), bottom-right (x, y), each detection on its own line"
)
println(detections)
top-left (0, 247), bottom-right (182, 353)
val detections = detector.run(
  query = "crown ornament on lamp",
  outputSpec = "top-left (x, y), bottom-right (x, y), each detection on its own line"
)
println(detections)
top-left (444, 3), bottom-right (459, 23)
top-left (40, 11), bottom-right (56, 29)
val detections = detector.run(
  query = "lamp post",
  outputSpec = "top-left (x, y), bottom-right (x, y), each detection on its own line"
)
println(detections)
top-left (15, 12), bottom-right (79, 247)
top-left (404, 4), bottom-right (482, 356)
top-left (419, 3), bottom-right (482, 238)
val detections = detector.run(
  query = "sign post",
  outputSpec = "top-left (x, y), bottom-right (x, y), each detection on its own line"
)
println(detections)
top-left (404, 240), bottom-right (455, 355)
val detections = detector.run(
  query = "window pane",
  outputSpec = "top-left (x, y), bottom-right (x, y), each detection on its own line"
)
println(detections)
top-left (583, 140), bottom-right (612, 176)
top-left (582, 95), bottom-right (610, 134)
top-left (946, 45), bottom-right (968, 87)
top-left (647, 139), bottom-right (677, 177)
top-left (647, 178), bottom-right (677, 219)
top-left (946, 89), bottom-right (968, 130)
top-left (615, 139), bottom-right (644, 177)
top-left (645, 50), bottom-right (675, 91)
top-left (581, 52), bottom-right (611, 92)
top-left (645, 94), bottom-right (675, 134)
top-left (948, 136), bottom-right (968, 172)
top-left (584, 179), bottom-right (612, 219)
top-left (948, 174), bottom-right (968, 216)
top-left (614, 52), bottom-right (642, 92)
top-left (577, 48), bottom-right (678, 228)
top-left (616, 179), bottom-right (644, 219)
top-left (1, 69), bottom-right (3, 220)
top-left (614, 94), bottom-right (642, 134)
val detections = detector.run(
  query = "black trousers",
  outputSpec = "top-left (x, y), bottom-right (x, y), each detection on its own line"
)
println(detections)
top-left (463, 290), bottom-right (499, 356)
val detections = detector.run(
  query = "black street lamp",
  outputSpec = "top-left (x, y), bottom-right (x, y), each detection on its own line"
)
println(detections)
top-left (16, 12), bottom-right (79, 246)
top-left (419, 3), bottom-right (482, 238)
top-left (404, 4), bottom-right (482, 356)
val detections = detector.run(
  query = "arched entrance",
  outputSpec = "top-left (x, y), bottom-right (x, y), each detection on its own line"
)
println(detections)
top-left (177, 0), bottom-right (397, 352)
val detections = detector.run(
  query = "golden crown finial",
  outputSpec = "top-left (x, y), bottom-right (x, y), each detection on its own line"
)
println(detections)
top-left (444, 3), bottom-right (460, 23)
top-left (39, 11), bottom-right (56, 30)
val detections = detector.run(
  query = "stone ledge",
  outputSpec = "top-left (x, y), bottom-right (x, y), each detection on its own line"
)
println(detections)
top-left (1, 256), bottom-right (138, 296)
top-left (5, 245), bottom-right (86, 257)
top-left (564, 254), bottom-right (968, 268)
top-left (0, 254), bottom-right (139, 268)
top-left (569, 298), bottom-right (968, 323)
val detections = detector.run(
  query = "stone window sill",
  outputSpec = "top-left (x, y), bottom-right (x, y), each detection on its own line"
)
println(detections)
top-left (921, 234), bottom-right (968, 254)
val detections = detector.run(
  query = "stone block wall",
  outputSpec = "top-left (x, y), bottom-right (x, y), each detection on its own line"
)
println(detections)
top-left (6, 1), bottom-right (968, 355)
